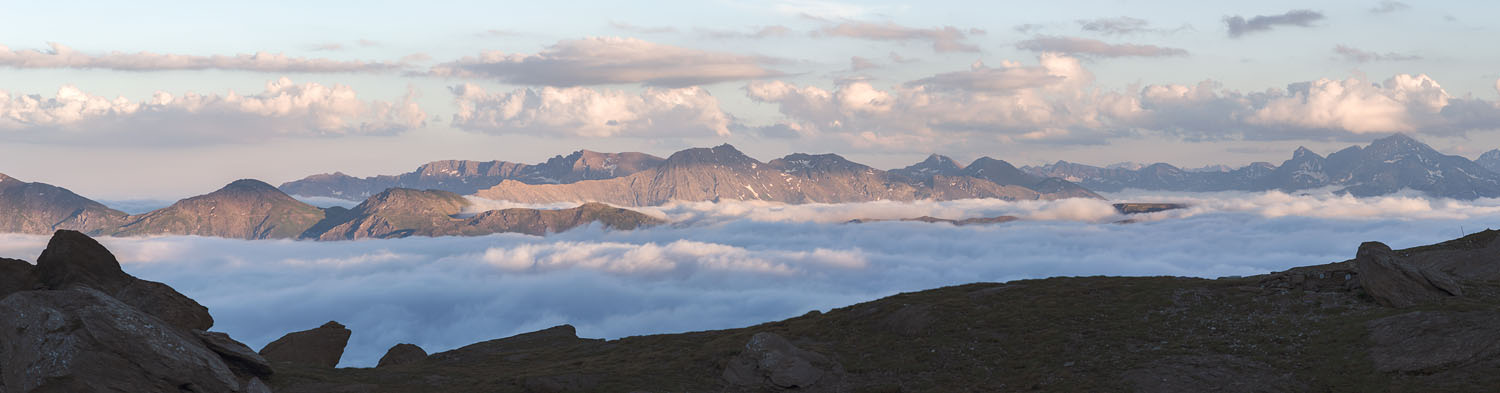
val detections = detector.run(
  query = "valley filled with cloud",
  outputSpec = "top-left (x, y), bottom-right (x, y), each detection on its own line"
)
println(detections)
top-left (2, 191), bottom-right (1492, 367)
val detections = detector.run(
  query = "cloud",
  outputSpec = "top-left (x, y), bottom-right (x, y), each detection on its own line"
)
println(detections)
top-left (428, 37), bottom-right (785, 87)
top-left (849, 56), bottom-right (879, 71)
top-left (610, 21), bottom-right (678, 34)
top-left (0, 42), bottom-right (402, 73)
top-left (817, 21), bottom-right (985, 53)
top-left (1014, 24), bottom-right (1046, 34)
top-left (1370, 1), bottom-right (1411, 14)
top-left (772, 0), bottom-right (884, 20)
top-left (697, 25), bottom-right (793, 39)
top-left (1016, 36), bottom-right (1189, 58)
top-left (4, 192), bottom-right (1497, 367)
top-left (1333, 45), bottom-right (1421, 62)
top-left (1223, 10), bottom-right (1325, 38)
top-left (1076, 17), bottom-right (1186, 35)
top-left (448, 83), bottom-right (732, 137)
top-left (0, 78), bottom-right (426, 145)
top-left (746, 53), bottom-right (1500, 149)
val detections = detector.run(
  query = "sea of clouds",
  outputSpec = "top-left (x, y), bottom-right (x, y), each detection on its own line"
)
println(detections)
top-left (4, 190), bottom-right (1499, 367)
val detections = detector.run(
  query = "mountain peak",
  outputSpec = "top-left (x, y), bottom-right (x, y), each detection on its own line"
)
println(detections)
top-left (663, 144), bottom-right (757, 167)
top-left (220, 179), bottom-right (280, 193)
top-left (0, 173), bottom-right (12, 182)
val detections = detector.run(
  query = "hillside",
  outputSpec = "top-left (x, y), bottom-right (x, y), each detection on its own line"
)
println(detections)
top-left (107, 179), bottom-right (327, 240)
top-left (311, 189), bottom-right (661, 240)
top-left (279, 150), bottom-right (665, 200)
top-left (0, 173), bottom-right (128, 234)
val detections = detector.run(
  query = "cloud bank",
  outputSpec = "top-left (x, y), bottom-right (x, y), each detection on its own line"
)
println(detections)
top-left (428, 37), bottom-right (784, 87)
top-left (0, 42), bottom-right (401, 73)
top-left (0, 78), bottom-right (426, 144)
top-left (448, 83), bottom-right (732, 137)
top-left (3, 192), bottom-right (1497, 368)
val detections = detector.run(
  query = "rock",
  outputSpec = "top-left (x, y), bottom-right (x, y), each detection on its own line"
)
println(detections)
top-left (429, 325), bottom-right (602, 364)
top-left (197, 330), bottom-right (275, 378)
top-left (244, 377), bottom-right (274, 393)
top-left (0, 257), bottom-right (37, 298)
top-left (1366, 310), bottom-right (1500, 373)
top-left (34, 229), bottom-right (215, 330)
top-left (1121, 354), bottom-right (1305, 393)
top-left (0, 287), bottom-right (241, 392)
top-left (1354, 241), bottom-right (1464, 307)
top-left (723, 332), bottom-right (840, 389)
top-left (260, 321), bottom-right (353, 368)
top-left (377, 343), bottom-right (428, 367)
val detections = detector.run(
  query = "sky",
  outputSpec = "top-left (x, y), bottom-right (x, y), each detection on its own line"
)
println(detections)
top-left (3, 0), bottom-right (1500, 199)
top-left (2, 190), bottom-right (1496, 367)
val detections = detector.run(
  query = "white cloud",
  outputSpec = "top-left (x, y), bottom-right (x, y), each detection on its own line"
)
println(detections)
top-left (428, 37), bottom-right (784, 87)
top-left (0, 42), bottom-right (401, 73)
top-left (1016, 36), bottom-right (1189, 58)
top-left (1246, 74), bottom-right (1450, 134)
top-left (0, 78), bottom-right (426, 144)
top-left (449, 83), bottom-right (732, 137)
top-left (816, 21), bottom-right (984, 53)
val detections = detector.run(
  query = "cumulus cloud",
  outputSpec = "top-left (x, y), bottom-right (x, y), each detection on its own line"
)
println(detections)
top-left (1224, 10), bottom-right (1325, 38)
top-left (745, 53), bottom-right (1500, 149)
top-left (448, 83), bottom-right (732, 137)
top-left (1016, 36), bottom-right (1189, 58)
top-left (1333, 45), bottom-right (1422, 62)
top-left (817, 21), bottom-right (985, 52)
top-left (1370, 1), bottom-right (1411, 14)
top-left (0, 42), bottom-right (402, 73)
top-left (427, 37), bottom-right (785, 87)
top-left (4, 192), bottom-right (1496, 367)
top-left (0, 78), bottom-right (426, 145)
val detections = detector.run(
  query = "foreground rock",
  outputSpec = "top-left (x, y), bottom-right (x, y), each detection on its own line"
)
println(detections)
top-left (0, 287), bottom-right (242, 392)
top-left (36, 229), bottom-right (214, 331)
top-left (723, 332), bottom-right (843, 390)
top-left (378, 343), bottom-right (429, 368)
top-left (0, 257), bottom-right (37, 297)
top-left (260, 321), bottom-right (353, 368)
top-left (1355, 241), bottom-right (1464, 307)
top-left (198, 330), bottom-right (276, 379)
top-left (1366, 310), bottom-right (1500, 373)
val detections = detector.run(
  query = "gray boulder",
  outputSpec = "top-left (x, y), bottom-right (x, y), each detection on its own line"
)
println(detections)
top-left (1366, 310), bottom-right (1500, 373)
top-left (260, 321), bottom-right (353, 368)
top-left (723, 332), bottom-right (840, 389)
top-left (34, 229), bottom-right (214, 330)
top-left (0, 287), bottom-right (241, 392)
top-left (377, 343), bottom-right (428, 368)
top-left (197, 330), bottom-right (275, 379)
top-left (1354, 241), bottom-right (1463, 307)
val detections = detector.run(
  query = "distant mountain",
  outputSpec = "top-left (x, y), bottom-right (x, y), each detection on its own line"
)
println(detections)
top-left (280, 150), bottom-right (665, 200)
top-left (0, 173), bottom-right (127, 234)
top-left (475, 145), bottom-right (1098, 206)
top-left (1478, 149), bottom-right (1500, 173)
top-left (1023, 134), bottom-right (1500, 199)
top-left (308, 189), bottom-right (661, 240)
top-left (106, 179), bottom-right (327, 240)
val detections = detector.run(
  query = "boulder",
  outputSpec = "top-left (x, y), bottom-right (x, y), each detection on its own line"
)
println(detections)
top-left (197, 330), bottom-right (275, 379)
top-left (0, 257), bottom-right (37, 298)
top-left (723, 332), bottom-right (841, 389)
top-left (377, 343), bottom-right (429, 367)
top-left (0, 287), bottom-right (241, 392)
top-left (1366, 310), bottom-right (1500, 373)
top-left (260, 321), bottom-right (353, 368)
top-left (34, 229), bottom-right (214, 330)
top-left (1354, 241), bottom-right (1463, 307)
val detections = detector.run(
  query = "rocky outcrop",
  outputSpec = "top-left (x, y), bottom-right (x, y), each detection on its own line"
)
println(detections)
top-left (0, 257), bottom-right (37, 297)
top-left (1366, 311), bottom-right (1500, 373)
top-left (429, 325), bottom-right (597, 364)
top-left (197, 330), bottom-right (275, 379)
top-left (377, 343), bottom-right (428, 368)
top-left (260, 321), bottom-right (353, 368)
top-left (35, 229), bottom-right (214, 331)
top-left (0, 287), bottom-right (242, 392)
top-left (1355, 241), bottom-right (1463, 307)
top-left (723, 332), bottom-right (842, 390)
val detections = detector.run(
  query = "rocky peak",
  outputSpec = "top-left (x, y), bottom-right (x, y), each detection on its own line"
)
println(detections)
top-left (1292, 146), bottom-right (1320, 160)
top-left (215, 179), bottom-right (288, 198)
top-left (1365, 133), bottom-right (1439, 158)
top-left (0, 172), bottom-right (12, 182)
top-left (1476, 149), bottom-right (1500, 173)
top-left (769, 153), bottom-right (869, 174)
top-left (905, 154), bottom-right (965, 174)
top-left (662, 144), bottom-right (759, 168)
top-left (963, 157), bottom-right (1040, 186)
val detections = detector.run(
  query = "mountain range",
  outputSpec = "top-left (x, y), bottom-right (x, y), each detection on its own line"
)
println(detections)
top-left (286, 144), bottom-right (1102, 206)
top-left (0, 176), bottom-right (659, 240)
top-left (1024, 134), bottom-right (1500, 199)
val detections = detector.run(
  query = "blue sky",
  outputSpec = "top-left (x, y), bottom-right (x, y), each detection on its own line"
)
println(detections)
top-left (2, 0), bottom-right (1499, 198)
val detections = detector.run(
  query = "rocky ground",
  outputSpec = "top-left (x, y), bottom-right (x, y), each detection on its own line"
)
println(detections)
top-left (2, 229), bottom-right (1498, 392)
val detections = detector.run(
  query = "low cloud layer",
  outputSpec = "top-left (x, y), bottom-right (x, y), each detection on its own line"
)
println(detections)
top-left (448, 83), bottom-right (732, 137)
top-left (745, 53), bottom-right (1500, 150)
top-left (1224, 9), bottom-right (1325, 38)
top-left (817, 21), bottom-right (985, 53)
top-left (0, 78), bottom-right (426, 145)
top-left (428, 37), bottom-right (784, 87)
top-left (0, 42), bottom-right (401, 73)
top-left (2, 192), bottom-right (1496, 368)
